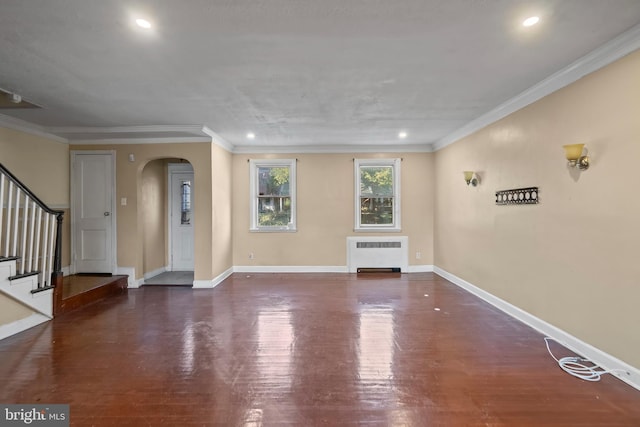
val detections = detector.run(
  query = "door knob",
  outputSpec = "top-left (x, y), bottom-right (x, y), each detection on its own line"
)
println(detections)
top-left (104, 212), bottom-right (110, 216)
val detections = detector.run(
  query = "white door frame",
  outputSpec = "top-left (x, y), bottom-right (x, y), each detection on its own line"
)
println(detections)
top-left (70, 150), bottom-right (117, 274)
top-left (167, 163), bottom-right (194, 271)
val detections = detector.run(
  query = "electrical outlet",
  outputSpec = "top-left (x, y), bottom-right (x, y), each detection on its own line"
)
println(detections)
top-left (249, 252), bottom-right (254, 260)
top-left (416, 251), bottom-right (421, 260)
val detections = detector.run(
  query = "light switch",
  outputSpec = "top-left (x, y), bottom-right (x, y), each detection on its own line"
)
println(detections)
top-left (121, 197), bottom-right (127, 206)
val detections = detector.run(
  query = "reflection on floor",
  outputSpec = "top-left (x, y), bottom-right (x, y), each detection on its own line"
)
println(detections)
top-left (2, 273), bottom-right (639, 425)
top-left (144, 271), bottom-right (194, 286)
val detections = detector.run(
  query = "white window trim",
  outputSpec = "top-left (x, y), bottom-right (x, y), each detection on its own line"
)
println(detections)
top-left (249, 159), bottom-right (297, 232)
top-left (354, 158), bottom-right (401, 232)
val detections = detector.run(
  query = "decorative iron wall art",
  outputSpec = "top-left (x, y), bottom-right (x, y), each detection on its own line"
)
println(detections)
top-left (495, 187), bottom-right (539, 205)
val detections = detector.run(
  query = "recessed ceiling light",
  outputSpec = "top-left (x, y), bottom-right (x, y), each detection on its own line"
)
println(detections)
top-left (398, 131), bottom-right (408, 139)
top-left (522, 16), bottom-right (540, 27)
top-left (136, 18), bottom-right (152, 29)
top-left (247, 132), bottom-right (256, 139)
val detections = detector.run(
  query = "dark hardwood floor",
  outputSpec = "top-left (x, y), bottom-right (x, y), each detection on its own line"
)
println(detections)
top-left (1, 272), bottom-right (639, 426)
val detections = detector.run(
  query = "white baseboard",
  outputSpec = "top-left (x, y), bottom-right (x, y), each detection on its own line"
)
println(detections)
top-left (0, 313), bottom-right (50, 341)
top-left (406, 264), bottom-right (434, 273)
top-left (434, 266), bottom-right (640, 391)
top-left (143, 266), bottom-right (168, 280)
top-left (62, 265), bottom-right (71, 276)
top-left (234, 265), bottom-right (432, 273)
top-left (233, 265), bottom-right (349, 273)
top-left (193, 267), bottom-right (233, 289)
top-left (116, 266), bottom-right (143, 288)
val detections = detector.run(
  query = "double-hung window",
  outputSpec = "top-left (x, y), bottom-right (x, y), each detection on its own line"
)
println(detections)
top-left (250, 159), bottom-right (297, 232)
top-left (354, 158), bottom-right (401, 232)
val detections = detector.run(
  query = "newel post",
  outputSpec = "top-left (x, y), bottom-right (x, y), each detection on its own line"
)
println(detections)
top-left (51, 212), bottom-right (64, 316)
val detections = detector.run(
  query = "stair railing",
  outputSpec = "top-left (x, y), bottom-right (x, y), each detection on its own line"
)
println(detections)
top-left (0, 164), bottom-right (64, 297)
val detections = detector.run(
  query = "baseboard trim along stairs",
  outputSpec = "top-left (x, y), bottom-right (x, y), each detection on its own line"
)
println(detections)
top-left (0, 258), bottom-right (53, 318)
top-left (0, 312), bottom-right (50, 341)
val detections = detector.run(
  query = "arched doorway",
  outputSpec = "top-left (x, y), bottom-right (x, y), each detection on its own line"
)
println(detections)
top-left (141, 158), bottom-right (194, 285)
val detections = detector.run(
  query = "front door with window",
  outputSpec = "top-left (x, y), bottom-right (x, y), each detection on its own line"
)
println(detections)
top-left (169, 167), bottom-right (194, 271)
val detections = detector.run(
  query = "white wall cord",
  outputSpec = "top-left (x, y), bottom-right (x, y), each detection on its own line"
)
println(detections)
top-left (544, 337), bottom-right (623, 382)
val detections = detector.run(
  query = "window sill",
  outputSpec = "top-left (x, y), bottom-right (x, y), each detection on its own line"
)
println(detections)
top-left (353, 227), bottom-right (401, 233)
top-left (250, 227), bottom-right (298, 233)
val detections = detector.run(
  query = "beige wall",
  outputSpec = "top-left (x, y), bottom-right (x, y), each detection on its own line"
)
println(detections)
top-left (141, 159), bottom-right (167, 274)
top-left (0, 298), bottom-right (33, 325)
top-left (232, 152), bottom-right (434, 267)
top-left (434, 50), bottom-right (640, 368)
top-left (212, 145), bottom-right (233, 277)
top-left (0, 127), bottom-right (69, 205)
top-left (0, 126), bottom-right (70, 325)
top-left (70, 142), bottom-right (222, 281)
top-left (0, 127), bottom-right (70, 266)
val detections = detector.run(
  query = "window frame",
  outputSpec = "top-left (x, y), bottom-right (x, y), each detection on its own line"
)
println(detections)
top-left (354, 158), bottom-right (401, 232)
top-left (249, 158), bottom-right (297, 232)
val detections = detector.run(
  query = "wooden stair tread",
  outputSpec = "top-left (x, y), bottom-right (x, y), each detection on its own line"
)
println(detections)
top-left (8, 271), bottom-right (40, 280)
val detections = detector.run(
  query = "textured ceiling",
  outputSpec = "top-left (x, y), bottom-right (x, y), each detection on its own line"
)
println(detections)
top-left (0, 0), bottom-right (639, 149)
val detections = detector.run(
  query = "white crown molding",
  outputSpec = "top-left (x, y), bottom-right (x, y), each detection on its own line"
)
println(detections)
top-left (69, 136), bottom-right (211, 145)
top-left (232, 143), bottom-right (434, 154)
top-left (48, 124), bottom-right (208, 135)
top-left (0, 113), bottom-right (68, 143)
top-left (433, 22), bottom-right (640, 151)
top-left (6, 23), bottom-right (639, 153)
top-left (434, 266), bottom-right (640, 391)
top-left (201, 126), bottom-right (235, 152)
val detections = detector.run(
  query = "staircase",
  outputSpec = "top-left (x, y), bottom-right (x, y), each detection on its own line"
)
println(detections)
top-left (0, 163), bottom-right (63, 323)
top-left (0, 257), bottom-right (54, 316)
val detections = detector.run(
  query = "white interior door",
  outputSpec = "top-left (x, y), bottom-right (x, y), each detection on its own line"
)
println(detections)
top-left (170, 168), bottom-right (194, 271)
top-left (72, 152), bottom-right (114, 273)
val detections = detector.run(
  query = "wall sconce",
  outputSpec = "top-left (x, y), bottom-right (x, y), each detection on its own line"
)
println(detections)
top-left (562, 144), bottom-right (589, 170)
top-left (463, 171), bottom-right (479, 187)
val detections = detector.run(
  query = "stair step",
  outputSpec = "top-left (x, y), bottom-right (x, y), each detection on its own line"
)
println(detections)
top-left (31, 285), bottom-right (55, 294)
top-left (0, 256), bottom-right (20, 263)
top-left (8, 271), bottom-right (40, 281)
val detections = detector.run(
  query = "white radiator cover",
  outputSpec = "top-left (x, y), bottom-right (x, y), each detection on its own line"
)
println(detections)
top-left (347, 236), bottom-right (408, 273)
